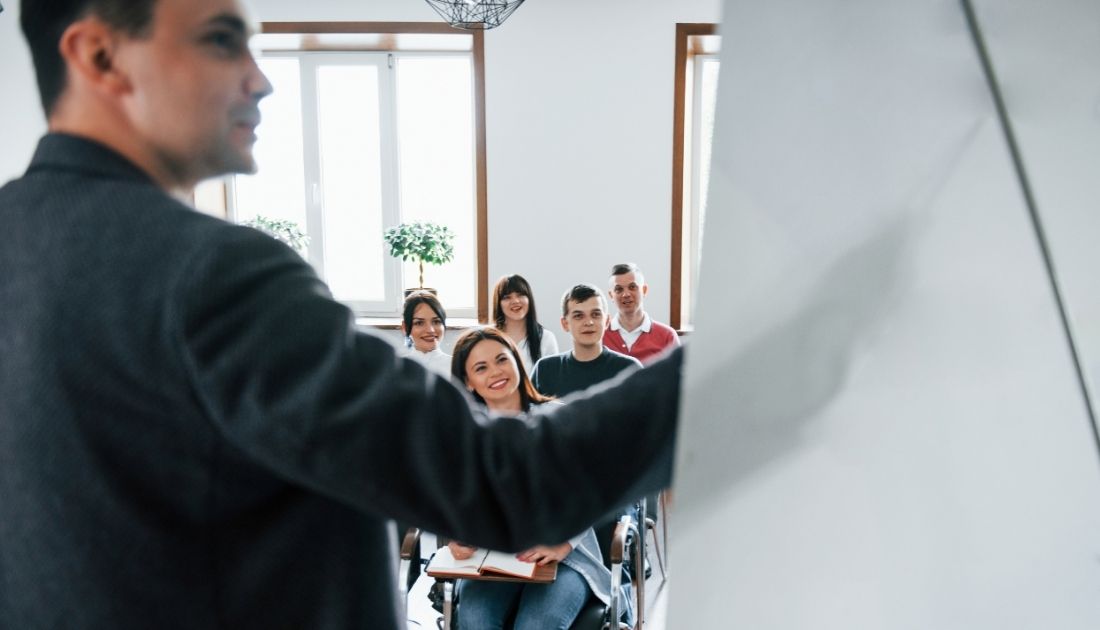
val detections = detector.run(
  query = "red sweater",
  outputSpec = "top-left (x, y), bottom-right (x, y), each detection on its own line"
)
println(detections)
top-left (603, 318), bottom-right (680, 365)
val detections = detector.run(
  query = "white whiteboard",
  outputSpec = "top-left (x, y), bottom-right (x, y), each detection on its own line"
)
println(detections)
top-left (669, 1), bottom-right (1100, 627)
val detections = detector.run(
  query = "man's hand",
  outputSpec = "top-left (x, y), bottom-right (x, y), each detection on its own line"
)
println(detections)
top-left (448, 541), bottom-right (478, 560)
top-left (516, 542), bottom-right (572, 565)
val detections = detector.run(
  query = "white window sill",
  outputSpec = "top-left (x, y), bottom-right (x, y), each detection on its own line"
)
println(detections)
top-left (355, 316), bottom-right (483, 330)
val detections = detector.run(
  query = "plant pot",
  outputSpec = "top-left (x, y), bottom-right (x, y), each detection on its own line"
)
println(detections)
top-left (403, 287), bottom-right (438, 299)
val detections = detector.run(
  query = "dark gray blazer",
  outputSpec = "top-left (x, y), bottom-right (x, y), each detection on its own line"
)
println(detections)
top-left (0, 134), bottom-right (681, 629)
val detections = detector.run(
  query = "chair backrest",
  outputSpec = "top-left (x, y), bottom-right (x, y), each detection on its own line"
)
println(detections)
top-left (592, 517), bottom-right (620, 570)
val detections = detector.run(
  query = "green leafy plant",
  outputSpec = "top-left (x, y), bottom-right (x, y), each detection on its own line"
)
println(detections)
top-left (383, 221), bottom-right (456, 289)
top-left (243, 215), bottom-right (309, 257)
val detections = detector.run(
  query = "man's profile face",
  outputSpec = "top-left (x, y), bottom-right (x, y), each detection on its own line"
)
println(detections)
top-left (113, 0), bottom-right (271, 185)
top-left (609, 271), bottom-right (647, 317)
top-left (560, 296), bottom-right (608, 350)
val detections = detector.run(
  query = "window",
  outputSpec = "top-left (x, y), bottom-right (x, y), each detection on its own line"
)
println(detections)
top-left (196, 24), bottom-right (487, 321)
top-left (670, 24), bottom-right (720, 330)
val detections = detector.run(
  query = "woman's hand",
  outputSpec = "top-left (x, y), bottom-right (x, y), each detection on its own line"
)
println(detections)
top-left (516, 542), bottom-right (572, 566)
top-left (448, 541), bottom-right (478, 560)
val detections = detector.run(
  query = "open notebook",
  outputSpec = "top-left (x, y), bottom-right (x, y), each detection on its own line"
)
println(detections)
top-left (426, 546), bottom-right (538, 580)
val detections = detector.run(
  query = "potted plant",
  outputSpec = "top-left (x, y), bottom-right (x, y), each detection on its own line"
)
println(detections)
top-left (383, 220), bottom-right (455, 294)
top-left (243, 215), bottom-right (309, 257)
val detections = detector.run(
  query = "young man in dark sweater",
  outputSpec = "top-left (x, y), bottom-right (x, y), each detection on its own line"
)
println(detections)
top-left (531, 284), bottom-right (642, 398)
top-left (531, 283), bottom-right (649, 581)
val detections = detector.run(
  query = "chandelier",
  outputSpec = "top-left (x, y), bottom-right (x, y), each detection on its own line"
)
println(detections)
top-left (423, 0), bottom-right (526, 30)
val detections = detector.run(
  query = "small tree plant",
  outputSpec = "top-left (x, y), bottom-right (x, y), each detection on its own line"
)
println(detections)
top-left (383, 221), bottom-right (456, 289)
top-left (243, 216), bottom-right (309, 257)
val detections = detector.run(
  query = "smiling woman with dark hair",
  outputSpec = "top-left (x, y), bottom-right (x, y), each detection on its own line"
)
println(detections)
top-left (401, 290), bottom-right (450, 376)
top-left (448, 327), bottom-right (632, 629)
top-left (450, 327), bottom-right (548, 411)
top-left (491, 274), bottom-right (559, 373)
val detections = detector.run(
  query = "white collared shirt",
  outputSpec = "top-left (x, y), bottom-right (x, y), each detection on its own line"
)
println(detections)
top-left (609, 312), bottom-right (652, 351)
top-left (408, 346), bottom-right (452, 378)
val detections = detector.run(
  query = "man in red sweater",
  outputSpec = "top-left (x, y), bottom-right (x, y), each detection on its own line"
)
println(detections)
top-left (603, 263), bottom-right (681, 365)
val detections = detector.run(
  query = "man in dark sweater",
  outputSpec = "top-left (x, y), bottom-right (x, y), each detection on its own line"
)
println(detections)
top-left (532, 284), bottom-right (642, 399)
top-left (531, 284), bottom-right (649, 581)
top-left (0, 2), bottom-right (684, 627)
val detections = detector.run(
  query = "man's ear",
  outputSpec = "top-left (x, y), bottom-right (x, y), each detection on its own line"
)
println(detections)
top-left (642, 284), bottom-right (649, 297)
top-left (560, 317), bottom-right (569, 332)
top-left (58, 18), bottom-right (131, 97)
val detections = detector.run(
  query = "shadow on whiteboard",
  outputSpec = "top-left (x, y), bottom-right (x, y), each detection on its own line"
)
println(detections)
top-left (675, 214), bottom-right (916, 510)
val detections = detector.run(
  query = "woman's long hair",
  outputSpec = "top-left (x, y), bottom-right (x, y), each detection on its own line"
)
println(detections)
top-left (450, 327), bottom-right (552, 412)
top-left (402, 291), bottom-right (446, 348)
top-left (491, 274), bottom-right (545, 364)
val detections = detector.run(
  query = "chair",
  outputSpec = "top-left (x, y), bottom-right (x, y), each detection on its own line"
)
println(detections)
top-left (398, 525), bottom-right (423, 610)
top-left (640, 492), bottom-right (669, 583)
top-left (401, 513), bottom-right (647, 630)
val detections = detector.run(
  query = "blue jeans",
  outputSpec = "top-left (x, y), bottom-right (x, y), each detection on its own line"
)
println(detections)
top-left (456, 563), bottom-right (590, 630)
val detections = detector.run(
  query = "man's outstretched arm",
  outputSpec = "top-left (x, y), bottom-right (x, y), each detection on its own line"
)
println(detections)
top-left (178, 226), bottom-right (682, 551)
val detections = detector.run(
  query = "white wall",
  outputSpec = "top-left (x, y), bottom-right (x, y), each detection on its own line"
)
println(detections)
top-left (0, 4), bottom-right (46, 182)
top-left (480, 0), bottom-right (720, 334)
top-left (0, 0), bottom-right (723, 348)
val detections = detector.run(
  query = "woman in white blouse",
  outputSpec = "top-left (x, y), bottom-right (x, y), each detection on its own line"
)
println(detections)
top-left (491, 274), bottom-right (558, 373)
top-left (401, 291), bottom-right (451, 377)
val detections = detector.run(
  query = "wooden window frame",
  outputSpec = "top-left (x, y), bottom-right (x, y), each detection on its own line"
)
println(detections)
top-left (670, 23), bottom-right (719, 331)
top-left (258, 22), bottom-right (490, 323)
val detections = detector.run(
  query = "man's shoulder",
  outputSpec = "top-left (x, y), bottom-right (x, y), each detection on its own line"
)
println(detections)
top-left (8, 151), bottom-right (217, 229)
top-left (647, 319), bottom-right (677, 335)
top-left (646, 319), bottom-right (680, 344)
top-left (7, 151), bottom-right (307, 299)
top-left (602, 348), bottom-right (643, 369)
top-left (2, 157), bottom-right (258, 260)
top-left (532, 352), bottom-right (572, 396)
top-left (534, 352), bottom-right (572, 371)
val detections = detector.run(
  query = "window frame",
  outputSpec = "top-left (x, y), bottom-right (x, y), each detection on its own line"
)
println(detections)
top-left (670, 23), bottom-right (719, 332)
top-left (226, 51), bottom-right (403, 314)
top-left (239, 22), bottom-right (489, 324)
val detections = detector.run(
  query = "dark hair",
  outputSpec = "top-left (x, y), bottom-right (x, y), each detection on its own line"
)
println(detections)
top-left (561, 283), bottom-right (606, 316)
top-left (609, 262), bottom-right (645, 286)
top-left (491, 274), bottom-right (545, 364)
top-left (21, 0), bottom-right (157, 116)
top-left (450, 327), bottom-right (552, 412)
top-left (401, 291), bottom-right (446, 347)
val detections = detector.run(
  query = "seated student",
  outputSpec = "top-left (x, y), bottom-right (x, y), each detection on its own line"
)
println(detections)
top-left (448, 328), bottom-right (630, 629)
top-left (604, 263), bottom-right (681, 365)
top-left (492, 274), bottom-right (559, 374)
top-left (401, 291), bottom-right (451, 377)
top-left (531, 284), bottom-right (642, 399)
top-left (531, 284), bottom-right (647, 581)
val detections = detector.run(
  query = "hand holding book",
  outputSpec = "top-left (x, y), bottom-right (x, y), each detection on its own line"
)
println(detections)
top-left (515, 542), bottom-right (573, 566)
top-left (431, 541), bottom-right (567, 580)
top-left (448, 541), bottom-right (479, 561)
